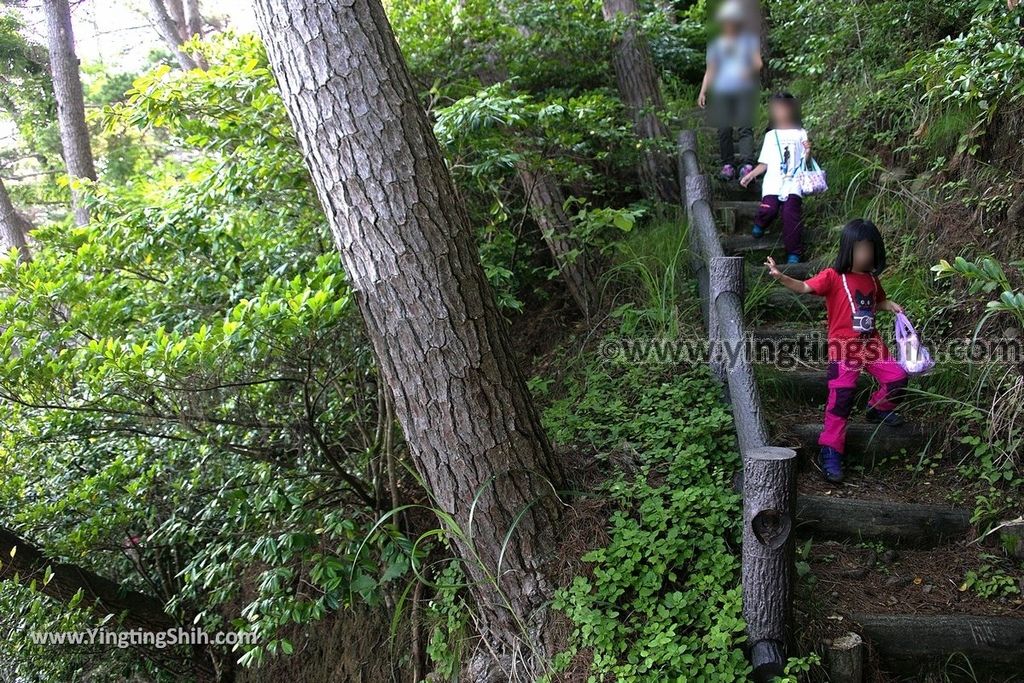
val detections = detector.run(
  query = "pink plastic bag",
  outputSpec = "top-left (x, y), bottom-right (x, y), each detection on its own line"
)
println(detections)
top-left (894, 312), bottom-right (934, 375)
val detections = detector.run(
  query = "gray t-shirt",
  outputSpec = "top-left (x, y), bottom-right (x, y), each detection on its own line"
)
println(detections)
top-left (707, 33), bottom-right (760, 93)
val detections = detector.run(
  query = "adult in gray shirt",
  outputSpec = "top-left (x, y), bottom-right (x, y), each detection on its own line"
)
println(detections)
top-left (697, 0), bottom-right (763, 181)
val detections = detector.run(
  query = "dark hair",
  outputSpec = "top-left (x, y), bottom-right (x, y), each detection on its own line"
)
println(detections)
top-left (766, 92), bottom-right (802, 129)
top-left (833, 218), bottom-right (887, 274)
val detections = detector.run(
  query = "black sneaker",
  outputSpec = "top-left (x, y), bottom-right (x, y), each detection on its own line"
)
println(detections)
top-left (816, 446), bottom-right (844, 483)
top-left (866, 407), bottom-right (905, 427)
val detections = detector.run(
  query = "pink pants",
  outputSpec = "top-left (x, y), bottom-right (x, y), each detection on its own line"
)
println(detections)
top-left (819, 359), bottom-right (909, 454)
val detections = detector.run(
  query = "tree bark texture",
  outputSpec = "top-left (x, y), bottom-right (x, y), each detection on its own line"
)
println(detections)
top-left (602, 0), bottom-right (677, 203)
top-left (0, 178), bottom-right (32, 262)
top-left (516, 165), bottom-right (602, 319)
top-left (742, 446), bottom-right (796, 680)
top-left (42, 0), bottom-right (96, 226)
top-left (252, 2), bottom-right (566, 678)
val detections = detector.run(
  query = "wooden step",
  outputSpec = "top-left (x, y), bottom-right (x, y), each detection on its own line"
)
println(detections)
top-left (716, 199), bottom-right (762, 217)
top-left (746, 259), bottom-right (822, 282)
top-left (722, 233), bottom-right (782, 257)
top-left (762, 289), bottom-right (824, 313)
top-left (787, 423), bottom-right (933, 466)
top-left (796, 495), bottom-right (971, 547)
top-left (759, 369), bottom-right (866, 405)
top-left (714, 184), bottom-right (758, 202)
top-left (721, 235), bottom-right (820, 264)
top-left (852, 613), bottom-right (1024, 676)
top-left (749, 325), bottom-right (823, 344)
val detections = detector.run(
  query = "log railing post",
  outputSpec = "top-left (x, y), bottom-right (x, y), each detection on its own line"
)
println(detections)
top-left (685, 173), bottom-right (720, 333)
top-left (742, 446), bottom-right (797, 682)
top-left (678, 130), bottom-right (794, 677)
top-left (708, 256), bottom-right (744, 384)
top-left (712, 257), bottom-right (769, 454)
top-left (677, 130), bottom-right (700, 206)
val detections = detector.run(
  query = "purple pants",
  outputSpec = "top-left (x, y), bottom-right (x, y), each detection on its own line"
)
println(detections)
top-left (755, 195), bottom-right (803, 256)
top-left (819, 358), bottom-right (909, 454)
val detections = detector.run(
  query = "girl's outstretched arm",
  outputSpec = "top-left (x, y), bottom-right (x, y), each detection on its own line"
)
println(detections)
top-left (765, 256), bottom-right (813, 294)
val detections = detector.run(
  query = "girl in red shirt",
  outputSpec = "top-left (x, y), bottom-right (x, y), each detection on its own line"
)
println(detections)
top-left (765, 219), bottom-right (909, 483)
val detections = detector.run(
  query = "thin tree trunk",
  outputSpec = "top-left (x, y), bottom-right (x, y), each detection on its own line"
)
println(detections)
top-left (656, 0), bottom-right (677, 24)
top-left (516, 165), bottom-right (602, 318)
top-left (473, 58), bottom-right (602, 318)
top-left (147, 0), bottom-right (199, 70)
top-left (182, 0), bottom-right (209, 69)
top-left (252, 2), bottom-right (566, 680)
top-left (602, 0), bottom-right (677, 202)
top-left (0, 526), bottom-right (174, 631)
top-left (0, 178), bottom-right (32, 262)
top-left (184, 0), bottom-right (204, 40)
top-left (165, 0), bottom-right (188, 40)
top-left (42, 0), bottom-right (96, 226)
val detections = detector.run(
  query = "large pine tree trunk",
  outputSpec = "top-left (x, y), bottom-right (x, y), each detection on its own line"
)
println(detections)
top-left (602, 0), bottom-right (677, 202)
top-left (253, 2), bottom-right (566, 678)
top-left (42, 0), bottom-right (96, 226)
top-left (0, 178), bottom-right (32, 262)
top-left (516, 165), bottom-right (602, 318)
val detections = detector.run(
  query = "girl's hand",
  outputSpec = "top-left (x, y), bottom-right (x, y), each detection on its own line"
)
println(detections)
top-left (739, 171), bottom-right (756, 188)
top-left (697, 91), bottom-right (707, 109)
top-left (888, 301), bottom-right (904, 314)
top-left (765, 256), bottom-right (782, 279)
top-left (802, 139), bottom-right (811, 153)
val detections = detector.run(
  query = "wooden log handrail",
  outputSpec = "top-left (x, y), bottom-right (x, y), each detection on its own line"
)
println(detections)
top-left (677, 129), bottom-right (794, 681)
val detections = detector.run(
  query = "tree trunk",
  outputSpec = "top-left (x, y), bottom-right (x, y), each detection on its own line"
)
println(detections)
top-left (0, 178), bottom-right (32, 262)
top-left (252, 2), bottom-right (567, 679)
top-left (516, 165), bottom-right (602, 318)
top-left (655, 0), bottom-right (677, 24)
top-left (602, 0), bottom-right (677, 202)
top-left (42, 0), bottom-right (96, 226)
top-left (0, 526), bottom-right (174, 631)
top-left (475, 63), bottom-right (602, 318)
top-left (147, 0), bottom-right (200, 70)
top-left (184, 0), bottom-right (204, 41)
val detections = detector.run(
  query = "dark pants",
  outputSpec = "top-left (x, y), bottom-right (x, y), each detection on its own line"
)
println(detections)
top-left (754, 195), bottom-right (804, 256)
top-left (709, 90), bottom-right (755, 166)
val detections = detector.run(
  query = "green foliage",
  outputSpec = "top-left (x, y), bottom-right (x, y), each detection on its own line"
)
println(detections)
top-left (903, 0), bottom-right (1024, 153)
top-left (961, 559), bottom-right (1021, 599)
top-left (543, 349), bottom-right (749, 680)
top-left (422, 560), bottom-right (471, 681)
top-left (0, 34), bottom-right (414, 676)
top-left (933, 256), bottom-right (1024, 332)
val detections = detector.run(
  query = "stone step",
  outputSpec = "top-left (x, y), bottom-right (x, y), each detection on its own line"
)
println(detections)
top-left (795, 494), bottom-right (971, 547)
top-left (852, 613), bottom-right (1024, 677)
top-left (787, 422), bottom-right (933, 467)
top-left (762, 288), bottom-right (824, 313)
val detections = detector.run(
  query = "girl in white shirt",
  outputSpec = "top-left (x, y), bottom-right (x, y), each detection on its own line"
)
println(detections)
top-left (740, 93), bottom-right (812, 264)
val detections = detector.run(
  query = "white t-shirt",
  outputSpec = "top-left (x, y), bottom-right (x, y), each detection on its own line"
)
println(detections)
top-left (757, 128), bottom-right (808, 199)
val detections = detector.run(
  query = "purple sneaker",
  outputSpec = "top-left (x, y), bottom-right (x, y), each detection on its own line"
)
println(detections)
top-left (817, 446), bottom-right (844, 483)
top-left (719, 164), bottom-right (736, 181)
top-left (739, 164), bottom-right (754, 178)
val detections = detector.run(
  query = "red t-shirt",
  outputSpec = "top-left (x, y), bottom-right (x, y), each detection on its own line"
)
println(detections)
top-left (806, 267), bottom-right (889, 361)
